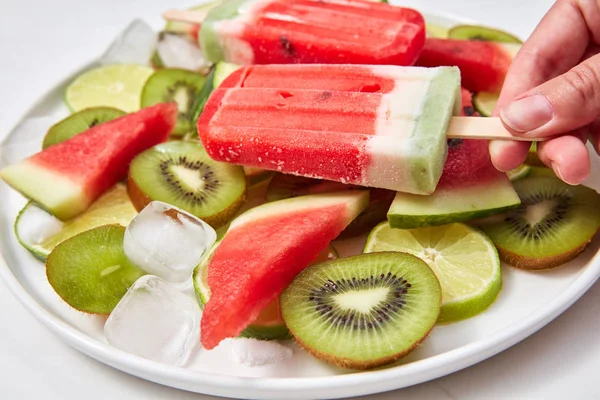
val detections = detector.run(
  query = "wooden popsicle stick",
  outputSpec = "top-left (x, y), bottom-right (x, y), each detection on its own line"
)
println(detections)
top-left (163, 9), bottom-right (208, 24)
top-left (447, 116), bottom-right (545, 141)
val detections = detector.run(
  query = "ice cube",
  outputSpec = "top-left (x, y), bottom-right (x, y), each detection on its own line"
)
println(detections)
top-left (156, 33), bottom-right (210, 72)
top-left (100, 19), bottom-right (157, 66)
top-left (123, 201), bottom-right (216, 284)
top-left (104, 275), bottom-right (201, 366)
top-left (230, 338), bottom-right (293, 367)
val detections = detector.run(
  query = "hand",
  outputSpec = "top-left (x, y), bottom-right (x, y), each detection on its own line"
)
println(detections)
top-left (490, 0), bottom-right (600, 184)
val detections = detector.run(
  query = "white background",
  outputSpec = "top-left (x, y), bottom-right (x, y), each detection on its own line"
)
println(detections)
top-left (2, 0), bottom-right (600, 399)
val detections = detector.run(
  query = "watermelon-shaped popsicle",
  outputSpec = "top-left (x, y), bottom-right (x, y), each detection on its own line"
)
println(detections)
top-left (0, 103), bottom-right (177, 220)
top-left (387, 89), bottom-right (520, 227)
top-left (197, 64), bottom-right (461, 195)
top-left (199, 0), bottom-right (425, 66)
top-left (201, 191), bottom-right (369, 350)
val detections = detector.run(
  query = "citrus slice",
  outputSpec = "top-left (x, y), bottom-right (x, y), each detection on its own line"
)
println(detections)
top-left (507, 164), bottom-right (531, 181)
top-left (15, 184), bottom-right (137, 261)
top-left (65, 64), bottom-right (154, 112)
top-left (426, 22), bottom-right (449, 38)
top-left (472, 91), bottom-right (499, 117)
top-left (364, 222), bottom-right (501, 323)
top-left (473, 92), bottom-right (498, 117)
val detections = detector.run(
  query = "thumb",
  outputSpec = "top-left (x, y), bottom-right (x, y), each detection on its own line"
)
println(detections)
top-left (499, 53), bottom-right (600, 138)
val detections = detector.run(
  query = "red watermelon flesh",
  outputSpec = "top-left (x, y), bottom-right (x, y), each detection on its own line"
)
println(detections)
top-left (201, 191), bottom-right (369, 350)
top-left (441, 88), bottom-right (501, 188)
top-left (220, 0), bottom-right (425, 66)
top-left (416, 38), bottom-right (518, 92)
top-left (0, 103), bottom-right (177, 220)
top-left (460, 87), bottom-right (479, 117)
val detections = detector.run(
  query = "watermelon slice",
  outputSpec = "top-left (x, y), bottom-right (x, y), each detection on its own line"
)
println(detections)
top-left (201, 191), bottom-right (369, 350)
top-left (387, 89), bottom-right (520, 228)
top-left (416, 38), bottom-right (520, 92)
top-left (0, 103), bottom-right (177, 220)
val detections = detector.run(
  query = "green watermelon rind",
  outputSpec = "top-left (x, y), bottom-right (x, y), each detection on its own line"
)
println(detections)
top-left (231, 191), bottom-right (370, 229)
top-left (387, 178), bottom-right (520, 229)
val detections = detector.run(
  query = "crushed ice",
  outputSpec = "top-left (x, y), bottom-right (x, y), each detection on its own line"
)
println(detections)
top-left (100, 19), bottom-right (157, 66)
top-left (156, 33), bottom-right (210, 71)
top-left (16, 205), bottom-right (64, 245)
top-left (229, 338), bottom-right (293, 367)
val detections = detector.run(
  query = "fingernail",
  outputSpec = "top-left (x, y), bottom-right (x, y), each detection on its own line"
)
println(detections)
top-left (551, 162), bottom-right (576, 185)
top-left (500, 95), bottom-right (553, 133)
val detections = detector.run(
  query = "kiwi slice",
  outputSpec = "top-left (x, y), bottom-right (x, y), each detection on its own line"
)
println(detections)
top-left (528, 167), bottom-right (556, 179)
top-left (127, 140), bottom-right (246, 229)
top-left (266, 174), bottom-right (395, 239)
top-left (479, 177), bottom-right (600, 270)
top-left (43, 107), bottom-right (125, 149)
top-left (141, 68), bottom-right (206, 136)
top-left (281, 252), bottom-right (441, 370)
top-left (46, 224), bottom-right (146, 314)
top-left (448, 25), bottom-right (523, 43)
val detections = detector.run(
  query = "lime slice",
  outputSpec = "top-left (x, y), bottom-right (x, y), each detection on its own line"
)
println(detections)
top-left (364, 222), bottom-right (501, 323)
top-left (65, 64), bottom-right (154, 112)
top-left (15, 184), bottom-right (138, 260)
top-left (507, 164), bottom-right (531, 181)
top-left (473, 92), bottom-right (499, 117)
top-left (426, 22), bottom-right (449, 38)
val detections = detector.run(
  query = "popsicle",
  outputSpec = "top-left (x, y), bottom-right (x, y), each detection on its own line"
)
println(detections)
top-left (165, 0), bottom-right (426, 66)
top-left (197, 64), bottom-right (461, 195)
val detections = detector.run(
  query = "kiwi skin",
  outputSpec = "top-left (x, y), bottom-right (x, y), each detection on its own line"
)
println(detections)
top-left (292, 321), bottom-right (436, 371)
top-left (497, 242), bottom-right (591, 271)
top-left (126, 174), bottom-right (246, 230)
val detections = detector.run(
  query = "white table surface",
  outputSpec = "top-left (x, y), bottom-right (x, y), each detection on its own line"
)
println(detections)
top-left (2, 0), bottom-right (600, 399)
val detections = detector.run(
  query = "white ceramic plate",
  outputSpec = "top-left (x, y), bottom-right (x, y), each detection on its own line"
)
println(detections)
top-left (1, 9), bottom-right (600, 400)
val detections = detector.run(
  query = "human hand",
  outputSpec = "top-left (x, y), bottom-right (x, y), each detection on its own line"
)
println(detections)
top-left (490, 0), bottom-right (600, 184)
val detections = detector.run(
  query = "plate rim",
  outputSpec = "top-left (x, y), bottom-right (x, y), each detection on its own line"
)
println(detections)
top-left (1, 7), bottom-right (599, 400)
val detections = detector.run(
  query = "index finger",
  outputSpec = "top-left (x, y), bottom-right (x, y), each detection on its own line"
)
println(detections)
top-left (494, 0), bottom-right (590, 113)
